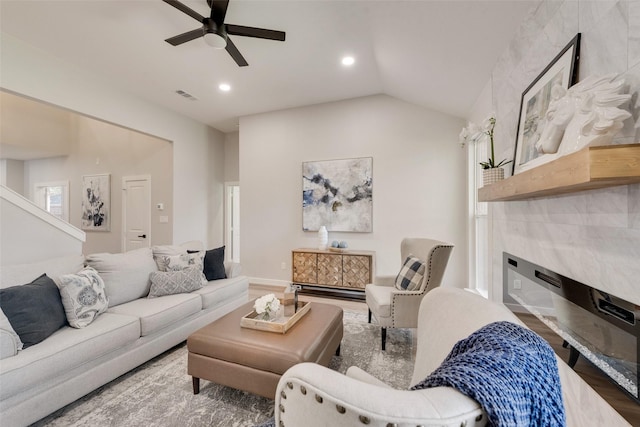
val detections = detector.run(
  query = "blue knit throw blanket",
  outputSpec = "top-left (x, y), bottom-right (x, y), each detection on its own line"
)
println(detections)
top-left (412, 321), bottom-right (565, 427)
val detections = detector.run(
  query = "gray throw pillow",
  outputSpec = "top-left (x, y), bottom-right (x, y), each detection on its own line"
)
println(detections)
top-left (148, 267), bottom-right (203, 298)
top-left (57, 267), bottom-right (109, 328)
top-left (0, 274), bottom-right (67, 348)
top-left (203, 246), bottom-right (227, 281)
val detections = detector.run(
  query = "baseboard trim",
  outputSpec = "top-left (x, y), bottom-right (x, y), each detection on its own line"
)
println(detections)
top-left (248, 277), bottom-right (289, 289)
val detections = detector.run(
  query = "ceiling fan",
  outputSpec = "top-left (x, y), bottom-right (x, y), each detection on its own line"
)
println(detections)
top-left (162, 0), bottom-right (285, 67)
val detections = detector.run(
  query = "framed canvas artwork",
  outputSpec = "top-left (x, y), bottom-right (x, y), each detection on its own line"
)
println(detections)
top-left (81, 173), bottom-right (110, 231)
top-left (302, 157), bottom-right (373, 232)
top-left (513, 33), bottom-right (580, 175)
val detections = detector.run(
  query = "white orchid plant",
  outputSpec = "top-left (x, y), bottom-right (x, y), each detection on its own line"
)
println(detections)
top-left (254, 293), bottom-right (280, 320)
top-left (459, 115), bottom-right (512, 170)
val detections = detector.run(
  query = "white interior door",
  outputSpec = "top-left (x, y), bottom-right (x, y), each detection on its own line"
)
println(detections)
top-left (225, 182), bottom-right (240, 262)
top-left (122, 175), bottom-right (151, 252)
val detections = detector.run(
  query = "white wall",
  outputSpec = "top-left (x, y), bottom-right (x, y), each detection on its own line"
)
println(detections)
top-left (487, 0), bottom-right (640, 305)
top-left (240, 94), bottom-right (467, 287)
top-left (0, 159), bottom-right (25, 195)
top-left (0, 34), bottom-right (226, 250)
top-left (0, 189), bottom-right (83, 265)
top-left (225, 132), bottom-right (240, 182)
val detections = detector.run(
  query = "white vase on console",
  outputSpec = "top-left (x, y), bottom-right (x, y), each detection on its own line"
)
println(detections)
top-left (318, 226), bottom-right (328, 250)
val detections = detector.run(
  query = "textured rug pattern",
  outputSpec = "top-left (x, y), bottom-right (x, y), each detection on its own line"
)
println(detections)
top-left (32, 310), bottom-right (414, 427)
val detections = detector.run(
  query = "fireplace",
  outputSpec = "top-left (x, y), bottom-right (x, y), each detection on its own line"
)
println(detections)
top-left (503, 252), bottom-right (639, 402)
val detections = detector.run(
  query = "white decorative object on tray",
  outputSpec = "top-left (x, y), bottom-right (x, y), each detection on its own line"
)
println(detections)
top-left (241, 301), bottom-right (311, 334)
top-left (253, 293), bottom-right (280, 321)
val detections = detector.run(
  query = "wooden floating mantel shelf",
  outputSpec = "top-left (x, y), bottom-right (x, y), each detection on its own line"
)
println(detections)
top-left (478, 144), bottom-right (640, 202)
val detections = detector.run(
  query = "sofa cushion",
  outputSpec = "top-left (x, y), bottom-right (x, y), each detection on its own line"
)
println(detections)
top-left (108, 293), bottom-right (202, 336)
top-left (0, 312), bottom-right (140, 401)
top-left (194, 276), bottom-right (249, 310)
top-left (148, 267), bottom-right (203, 298)
top-left (85, 248), bottom-right (157, 307)
top-left (0, 274), bottom-right (67, 348)
top-left (0, 309), bottom-right (23, 359)
top-left (365, 285), bottom-right (392, 319)
top-left (203, 246), bottom-right (227, 281)
top-left (395, 255), bottom-right (426, 291)
top-left (57, 267), bottom-right (109, 328)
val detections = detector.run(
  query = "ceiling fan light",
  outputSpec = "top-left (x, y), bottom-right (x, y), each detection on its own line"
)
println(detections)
top-left (204, 32), bottom-right (227, 49)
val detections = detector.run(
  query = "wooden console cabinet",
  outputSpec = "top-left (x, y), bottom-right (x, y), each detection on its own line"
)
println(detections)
top-left (292, 248), bottom-right (375, 291)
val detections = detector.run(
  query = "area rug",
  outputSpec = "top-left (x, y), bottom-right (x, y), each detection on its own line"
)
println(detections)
top-left (31, 310), bottom-right (415, 427)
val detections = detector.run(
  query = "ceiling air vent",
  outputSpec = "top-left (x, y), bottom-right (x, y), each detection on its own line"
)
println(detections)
top-left (175, 90), bottom-right (198, 101)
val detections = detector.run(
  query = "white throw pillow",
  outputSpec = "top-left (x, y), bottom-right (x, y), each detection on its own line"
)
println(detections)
top-left (57, 267), bottom-right (109, 328)
top-left (151, 245), bottom-right (187, 270)
top-left (155, 252), bottom-right (204, 273)
top-left (85, 248), bottom-right (157, 307)
top-left (395, 255), bottom-right (426, 291)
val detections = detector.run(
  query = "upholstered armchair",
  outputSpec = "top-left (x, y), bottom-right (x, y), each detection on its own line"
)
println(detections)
top-left (273, 288), bottom-right (509, 427)
top-left (365, 238), bottom-right (454, 350)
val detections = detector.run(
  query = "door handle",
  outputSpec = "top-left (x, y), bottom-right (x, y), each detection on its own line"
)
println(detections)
top-left (138, 234), bottom-right (146, 239)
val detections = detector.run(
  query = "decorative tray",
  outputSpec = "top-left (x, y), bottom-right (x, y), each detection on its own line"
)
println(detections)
top-left (328, 247), bottom-right (348, 253)
top-left (240, 301), bottom-right (310, 334)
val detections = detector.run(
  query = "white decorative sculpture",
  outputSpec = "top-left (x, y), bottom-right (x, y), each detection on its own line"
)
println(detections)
top-left (535, 74), bottom-right (632, 157)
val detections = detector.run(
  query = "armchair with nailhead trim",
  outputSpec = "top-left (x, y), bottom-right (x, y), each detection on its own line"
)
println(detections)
top-left (273, 287), bottom-right (534, 427)
top-left (366, 238), bottom-right (454, 350)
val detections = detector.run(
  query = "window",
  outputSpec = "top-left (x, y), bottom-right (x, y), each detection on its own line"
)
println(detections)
top-left (33, 181), bottom-right (69, 222)
top-left (469, 138), bottom-right (489, 297)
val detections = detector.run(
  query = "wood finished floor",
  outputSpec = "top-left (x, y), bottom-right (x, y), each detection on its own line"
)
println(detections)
top-left (249, 285), bottom-right (639, 426)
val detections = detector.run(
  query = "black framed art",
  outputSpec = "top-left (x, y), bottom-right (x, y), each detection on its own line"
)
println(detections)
top-left (512, 33), bottom-right (581, 175)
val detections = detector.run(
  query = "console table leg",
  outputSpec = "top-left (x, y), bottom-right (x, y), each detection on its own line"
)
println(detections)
top-left (368, 309), bottom-right (372, 323)
top-left (192, 376), bottom-right (200, 394)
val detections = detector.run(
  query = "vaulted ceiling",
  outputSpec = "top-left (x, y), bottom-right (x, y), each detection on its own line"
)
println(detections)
top-left (0, 0), bottom-right (537, 133)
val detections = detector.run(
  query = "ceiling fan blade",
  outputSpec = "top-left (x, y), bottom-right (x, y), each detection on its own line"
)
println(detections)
top-left (165, 28), bottom-right (204, 46)
top-left (162, 0), bottom-right (205, 23)
top-left (226, 24), bottom-right (285, 41)
top-left (225, 37), bottom-right (248, 67)
top-left (209, 0), bottom-right (229, 24)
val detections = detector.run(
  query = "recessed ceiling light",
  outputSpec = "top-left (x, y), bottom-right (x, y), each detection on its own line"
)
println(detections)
top-left (219, 83), bottom-right (231, 92)
top-left (341, 56), bottom-right (355, 66)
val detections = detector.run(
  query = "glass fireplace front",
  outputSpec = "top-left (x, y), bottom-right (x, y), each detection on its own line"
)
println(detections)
top-left (503, 252), bottom-right (639, 402)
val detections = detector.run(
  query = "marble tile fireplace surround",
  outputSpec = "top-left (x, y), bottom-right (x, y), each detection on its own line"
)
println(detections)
top-left (504, 252), bottom-right (639, 402)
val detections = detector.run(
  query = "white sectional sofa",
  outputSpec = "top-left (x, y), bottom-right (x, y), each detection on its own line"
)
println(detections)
top-left (0, 243), bottom-right (249, 427)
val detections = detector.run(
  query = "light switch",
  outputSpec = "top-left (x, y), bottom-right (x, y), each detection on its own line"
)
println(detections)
top-left (159, 216), bottom-right (169, 223)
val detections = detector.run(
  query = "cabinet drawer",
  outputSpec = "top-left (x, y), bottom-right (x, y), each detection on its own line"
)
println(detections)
top-left (342, 255), bottom-right (371, 289)
top-left (292, 252), bottom-right (317, 284)
top-left (317, 253), bottom-right (342, 286)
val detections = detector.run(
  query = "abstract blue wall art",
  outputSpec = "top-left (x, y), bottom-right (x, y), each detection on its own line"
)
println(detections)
top-left (302, 157), bottom-right (372, 232)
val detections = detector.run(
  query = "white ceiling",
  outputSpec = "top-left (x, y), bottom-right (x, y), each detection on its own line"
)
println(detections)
top-left (0, 0), bottom-right (537, 133)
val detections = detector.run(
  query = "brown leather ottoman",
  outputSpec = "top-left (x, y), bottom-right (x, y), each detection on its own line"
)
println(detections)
top-left (187, 300), bottom-right (343, 399)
